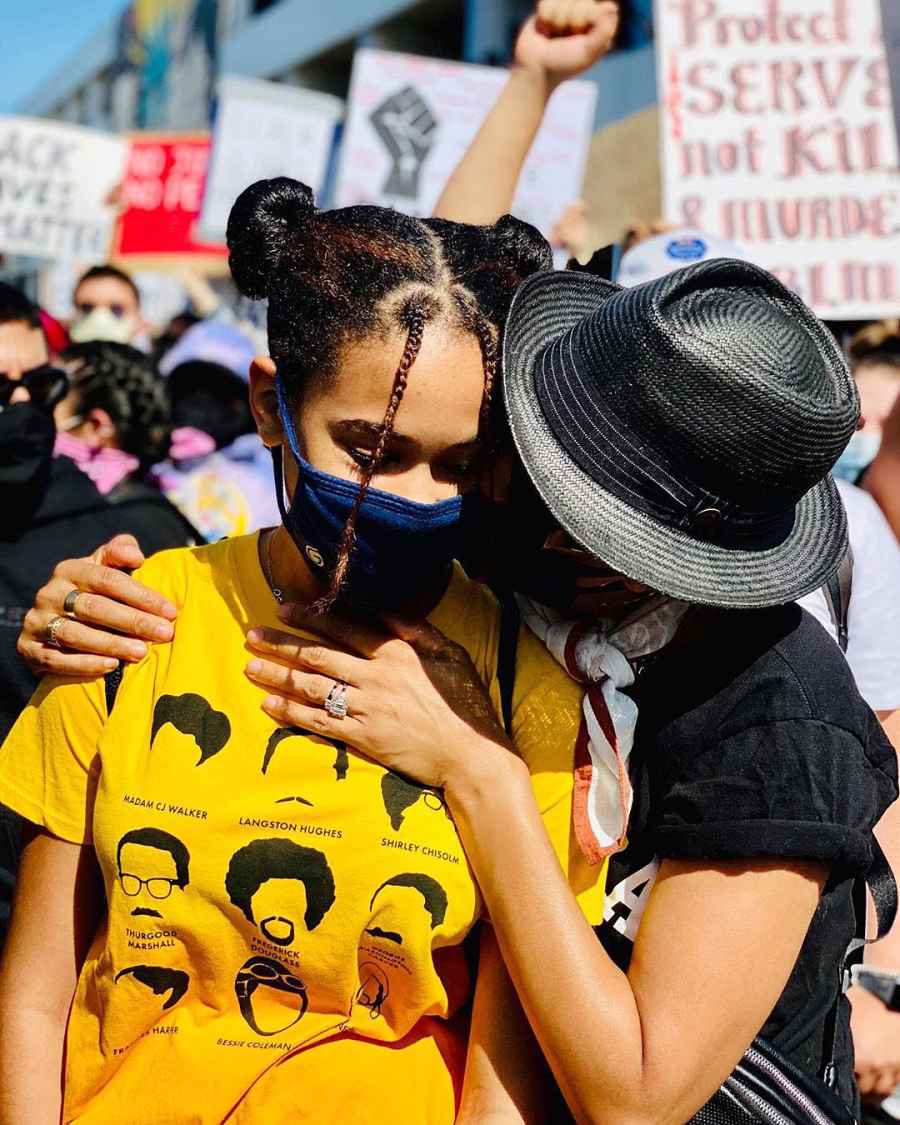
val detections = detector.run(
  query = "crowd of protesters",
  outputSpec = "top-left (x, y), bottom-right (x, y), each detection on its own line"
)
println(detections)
top-left (0, 2), bottom-right (899, 1123)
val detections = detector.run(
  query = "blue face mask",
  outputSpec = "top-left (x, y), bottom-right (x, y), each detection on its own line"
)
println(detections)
top-left (273, 378), bottom-right (477, 611)
top-left (832, 431), bottom-right (881, 484)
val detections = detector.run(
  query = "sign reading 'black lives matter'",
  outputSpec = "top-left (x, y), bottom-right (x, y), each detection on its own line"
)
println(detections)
top-left (0, 117), bottom-right (126, 261)
top-left (656, 0), bottom-right (900, 319)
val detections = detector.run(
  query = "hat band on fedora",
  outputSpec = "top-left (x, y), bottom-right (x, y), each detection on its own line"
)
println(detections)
top-left (534, 334), bottom-right (798, 552)
top-left (502, 261), bottom-right (851, 607)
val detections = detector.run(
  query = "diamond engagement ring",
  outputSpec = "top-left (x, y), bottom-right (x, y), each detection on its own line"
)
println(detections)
top-left (324, 682), bottom-right (349, 720)
top-left (45, 616), bottom-right (67, 649)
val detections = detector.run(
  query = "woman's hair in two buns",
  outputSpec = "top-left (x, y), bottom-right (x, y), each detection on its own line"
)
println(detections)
top-left (227, 177), bottom-right (551, 609)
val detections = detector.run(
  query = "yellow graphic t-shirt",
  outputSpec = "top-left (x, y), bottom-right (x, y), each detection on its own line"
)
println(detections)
top-left (0, 534), bottom-right (602, 1124)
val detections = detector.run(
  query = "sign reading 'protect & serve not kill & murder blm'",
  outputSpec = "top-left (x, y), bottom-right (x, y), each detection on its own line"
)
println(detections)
top-left (656, 0), bottom-right (900, 319)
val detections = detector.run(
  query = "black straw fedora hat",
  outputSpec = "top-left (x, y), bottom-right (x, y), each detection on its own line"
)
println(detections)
top-left (502, 259), bottom-right (859, 608)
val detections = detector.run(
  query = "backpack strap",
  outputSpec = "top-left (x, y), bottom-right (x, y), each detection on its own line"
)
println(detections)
top-left (104, 664), bottom-right (124, 715)
top-left (866, 836), bottom-right (898, 943)
top-left (495, 591), bottom-right (520, 739)
top-left (846, 836), bottom-right (898, 985)
top-left (822, 837), bottom-right (898, 1084)
top-left (824, 548), bottom-right (853, 654)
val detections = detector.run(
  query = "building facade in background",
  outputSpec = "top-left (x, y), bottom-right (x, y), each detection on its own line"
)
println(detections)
top-left (11, 1), bottom-right (898, 326)
top-left (6, 0), bottom-right (659, 313)
top-left (21, 0), bottom-right (656, 178)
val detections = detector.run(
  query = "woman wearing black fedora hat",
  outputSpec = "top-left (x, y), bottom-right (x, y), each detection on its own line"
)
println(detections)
top-left (226, 257), bottom-right (896, 1124)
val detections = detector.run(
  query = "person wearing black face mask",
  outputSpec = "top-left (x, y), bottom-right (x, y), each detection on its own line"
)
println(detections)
top-left (0, 284), bottom-right (189, 947)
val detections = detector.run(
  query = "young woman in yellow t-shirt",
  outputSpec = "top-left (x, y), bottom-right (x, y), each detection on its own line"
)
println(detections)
top-left (0, 182), bottom-right (604, 1124)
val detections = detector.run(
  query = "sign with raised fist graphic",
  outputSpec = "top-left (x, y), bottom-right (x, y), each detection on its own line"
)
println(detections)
top-left (369, 85), bottom-right (439, 199)
top-left (336, 48), bottom-right (597, 236)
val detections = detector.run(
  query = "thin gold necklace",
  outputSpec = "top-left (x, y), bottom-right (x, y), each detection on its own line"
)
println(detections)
top-left (260, 528), bottom-right (285, 605)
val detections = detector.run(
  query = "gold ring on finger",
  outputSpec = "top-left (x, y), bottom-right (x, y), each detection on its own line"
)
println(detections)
top-left (45, 616), bottom-right (67, 650)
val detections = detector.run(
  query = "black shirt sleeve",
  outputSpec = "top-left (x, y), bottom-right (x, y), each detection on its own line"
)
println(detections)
top-left (104, 490), bottom-right (199, 556)
top-left (653, 718), bottom-right (895, 874)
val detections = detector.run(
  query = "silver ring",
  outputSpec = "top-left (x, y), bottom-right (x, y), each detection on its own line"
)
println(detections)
top-left (45, 616), bottom-right (67, 650)
top-left (324, 682), bottom-right (349, 720)
top-left (63, 589), bottom-right (82, 617)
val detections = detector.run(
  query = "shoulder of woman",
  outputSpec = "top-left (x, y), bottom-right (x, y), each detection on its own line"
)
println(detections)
top-left (428, 563), bottom-right (502, 656)
top-left (659, 604), bottom-right (861, 725)
top-left (765, 606), bottom-right (878, 726)
top-left (648, 604), bottom-right (894, 786)
top-left (130, 537), bottom-right (232, 610)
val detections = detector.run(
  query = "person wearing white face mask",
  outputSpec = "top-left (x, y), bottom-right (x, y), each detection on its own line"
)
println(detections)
top-left (831, 320), bottom-right (900, 487)
top-left (69, 265), bottom-right (145, 347)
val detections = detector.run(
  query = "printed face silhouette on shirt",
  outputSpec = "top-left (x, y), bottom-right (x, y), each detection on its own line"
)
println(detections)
top-left (151, 693), bottom-right (231, 766)
top-left (381, 771), bottom-right (447, 833)
top-left (262, 726), bottom-right (349, 804)
top-left (356, 962), bottom-right (390, 1020)
top-left (116, 827), bottom-right (191, 919)
top-left (365, 873), bottom-right (448, 949)
top-left (225, 838), bottom-right (336, 949)
top-left (115, 965), bottom-right (189, 1011)
top-left (235, 955), bottom-right (308, 1037)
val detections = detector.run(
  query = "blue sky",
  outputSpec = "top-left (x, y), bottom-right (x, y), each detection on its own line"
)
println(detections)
top-left (0, 0), bottom-right (127, 112)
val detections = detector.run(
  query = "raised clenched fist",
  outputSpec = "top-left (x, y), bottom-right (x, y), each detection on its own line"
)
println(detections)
top-left (515, 1), bottom-right (620, 88)
top-left (536, 0), bottom-right (616, 37)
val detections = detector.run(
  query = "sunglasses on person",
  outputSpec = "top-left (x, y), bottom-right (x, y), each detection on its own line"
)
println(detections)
top-left (75, 302), bottom-right (129, 319)
top-left (0, 365), bottom-right (70, 411)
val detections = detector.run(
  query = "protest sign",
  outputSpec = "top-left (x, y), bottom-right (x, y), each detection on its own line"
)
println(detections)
top-left (113, 133), bottom-right (227, 263)
top-left (335, 49), bottom-right (597, 243)
top-left (198, 77), bottom-right (342, 243)
top-left (0, 117), bottom-right (126, 261)
top-left (656, 0), bottom-right (900, 319)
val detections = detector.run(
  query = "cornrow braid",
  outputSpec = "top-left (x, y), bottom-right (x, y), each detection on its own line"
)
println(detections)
top-left (312, 312), bottom-right (427, 613)
top-left (473, 315), bottom-right (499, 440)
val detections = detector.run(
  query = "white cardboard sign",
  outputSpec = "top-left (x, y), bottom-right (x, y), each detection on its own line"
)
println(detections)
top-left (335, 48), bottom-right (597, 243)
top-left (656, 0), bottom-right (900, 319)
top-left (0, 117), bottom-right (127, 261)
top-left (199, 77), bottom-right (343, 242)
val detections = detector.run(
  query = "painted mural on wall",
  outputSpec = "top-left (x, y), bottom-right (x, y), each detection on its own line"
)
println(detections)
top-left (112, 0), bottom-right (219, 131)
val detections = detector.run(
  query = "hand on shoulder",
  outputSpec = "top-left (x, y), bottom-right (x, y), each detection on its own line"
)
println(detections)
top-left (17, 535), bottom-right (177, 679)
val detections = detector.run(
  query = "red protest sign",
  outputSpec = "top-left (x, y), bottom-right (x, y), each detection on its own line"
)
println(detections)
top-left (113, 133), bottom-right (227, 260)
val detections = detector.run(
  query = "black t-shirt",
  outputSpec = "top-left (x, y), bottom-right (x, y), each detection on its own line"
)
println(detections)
top-left (106, 477), bottom-right (200, 558)
top-left (595, 604), bottom-right (896, 1116)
